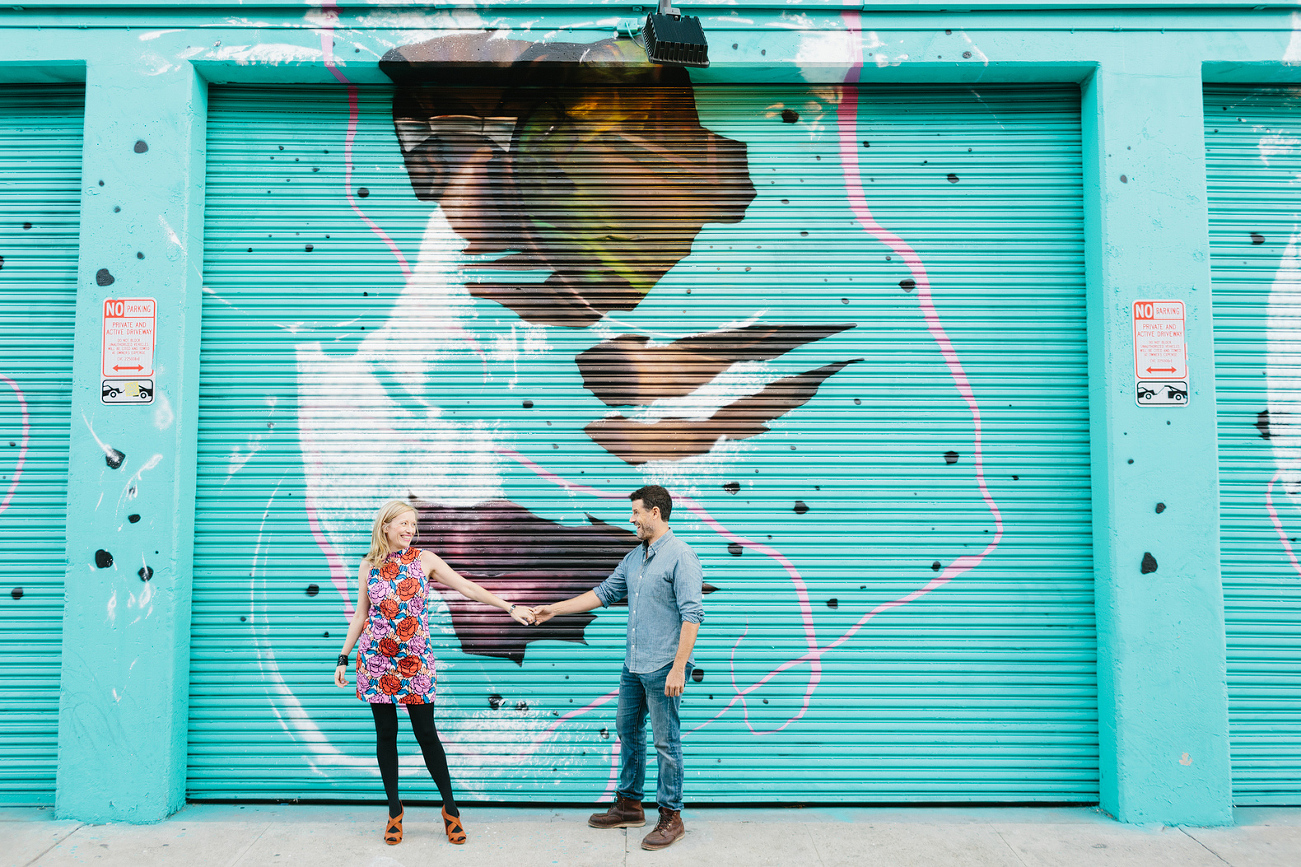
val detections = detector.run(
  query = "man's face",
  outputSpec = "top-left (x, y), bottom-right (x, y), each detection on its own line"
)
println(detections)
top-left (629, 499), bottom-right (660, 540)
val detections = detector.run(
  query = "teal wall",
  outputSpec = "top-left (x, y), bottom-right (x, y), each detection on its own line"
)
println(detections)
top-left (6, 0), bottom-right (1301, 826)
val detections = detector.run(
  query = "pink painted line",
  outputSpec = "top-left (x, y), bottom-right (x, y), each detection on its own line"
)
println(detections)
top-left (837, 10), bottom-right (1004, 581)
top-left (317, 4), bottom-right (488, 374)
top-left (1265, 468), bottom-right (1301, 578)
top-left (0, 375), bottom-right (29, 517)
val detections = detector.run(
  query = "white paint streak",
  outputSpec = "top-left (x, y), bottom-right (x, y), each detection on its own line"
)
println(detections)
top-left (625, 361), bottom-right (778, 424)
top-left (158, 214), bottom-right (184, 252)
top-left (106, 589), bottom-right (117, 624)
top-left (138, 29), bottom-right (182, 42)
top-left (1259, 133), bottom-right (1301, 167)
top-left (152, 393), bottom-right (175, 430)
top-left (1287, 11), bottom-right (1301, 64)
top-left (1267, 234), bottom-right (1301, 506)
top-left (203, 43), bottom-right (322, 66)
top-left (793, 31), bottom-right (855, 81)
top-left (960, 32), bottom-right (991, 67)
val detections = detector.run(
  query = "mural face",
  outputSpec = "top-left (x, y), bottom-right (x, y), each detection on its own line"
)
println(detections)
top-left (192, 22), bottom-right (1095, 803)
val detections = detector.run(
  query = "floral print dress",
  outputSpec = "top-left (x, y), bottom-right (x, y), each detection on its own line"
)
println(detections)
top-left (356, 547), bottom-right (436, 704)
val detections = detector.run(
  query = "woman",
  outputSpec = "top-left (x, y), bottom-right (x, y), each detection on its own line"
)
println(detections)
top-left (334, 499), bottom-right (535, 845)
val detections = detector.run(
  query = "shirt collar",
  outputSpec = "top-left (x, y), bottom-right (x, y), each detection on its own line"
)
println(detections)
top-left (643, 528), bottom-right (675, 558)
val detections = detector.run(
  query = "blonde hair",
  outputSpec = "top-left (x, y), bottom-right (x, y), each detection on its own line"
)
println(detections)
top-left (364, 499), bottom-right (417, 572)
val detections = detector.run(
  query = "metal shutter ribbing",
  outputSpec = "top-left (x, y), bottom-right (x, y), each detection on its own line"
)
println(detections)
top-left (0, 85), bottom-right (83, 805)
top-left (1207, 86), bottom-right (1301, 805)
top-left (190, 82), bottom-right (1094, 802)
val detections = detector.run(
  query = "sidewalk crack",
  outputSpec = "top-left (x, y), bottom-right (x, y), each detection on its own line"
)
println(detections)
top-left (224, 821), bottom-right (272, 867)
top-left (805, 821), bottom-right (828, 866)
top-left (20, 822), bottom-right (85, 866)
top-left (1179, 826), bottom-right (1233, 866)
top-left (994, 828), bottom-right (1031, 867)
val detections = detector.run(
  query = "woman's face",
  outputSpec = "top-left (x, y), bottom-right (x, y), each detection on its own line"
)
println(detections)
top-left (384, 510), bottom-right (418, 550)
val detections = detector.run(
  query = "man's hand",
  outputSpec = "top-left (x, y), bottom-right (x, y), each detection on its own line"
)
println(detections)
top-left (665, 666), bottom-right (686, 697)
top-left (533, 605), bottom-right (556, 624)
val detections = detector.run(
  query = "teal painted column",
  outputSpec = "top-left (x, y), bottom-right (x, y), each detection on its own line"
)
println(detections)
top-left (1082, 59), bottom-right (1232, 826)
top-left (55, 54), bottom-right (206, 823)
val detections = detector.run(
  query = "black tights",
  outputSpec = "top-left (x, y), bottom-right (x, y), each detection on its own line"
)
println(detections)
top-left (370, 703), bottom-right (459, 819)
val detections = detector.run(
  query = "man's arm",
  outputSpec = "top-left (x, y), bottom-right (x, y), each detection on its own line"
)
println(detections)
top-left (533, 589), bottom-right (603, 623)
top-left (663, 621), bottom-right (700, 697)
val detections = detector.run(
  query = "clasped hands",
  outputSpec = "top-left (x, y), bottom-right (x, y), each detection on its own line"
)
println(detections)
top-left (509, 604), bottom-right (558, 626)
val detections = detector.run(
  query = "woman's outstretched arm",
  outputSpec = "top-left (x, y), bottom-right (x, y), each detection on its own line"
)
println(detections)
top-left (420, 550), bottom-right (536, 625)
top-left (334, 561), bottom-right (373, 687)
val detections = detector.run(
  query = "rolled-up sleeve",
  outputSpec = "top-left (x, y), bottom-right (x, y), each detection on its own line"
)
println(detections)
top-left (593, 554), bottom-right (629, 608)
top-left (673, 548), bottom-right (704, 625)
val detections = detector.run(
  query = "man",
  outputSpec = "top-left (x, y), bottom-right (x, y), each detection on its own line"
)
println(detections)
top-left (534, 484), bottom-right (703, 851)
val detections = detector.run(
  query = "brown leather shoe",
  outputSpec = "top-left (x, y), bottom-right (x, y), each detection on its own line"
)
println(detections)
top-left (640, 807), bottom-right (685, 850)
top-left (588, 795), bottom-right (646, 828)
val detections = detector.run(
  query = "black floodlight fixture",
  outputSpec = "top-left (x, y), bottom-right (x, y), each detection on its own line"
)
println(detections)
top-left (643, 0), bottom-right (709, 68)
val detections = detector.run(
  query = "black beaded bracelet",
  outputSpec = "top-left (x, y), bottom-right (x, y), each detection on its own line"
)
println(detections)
top-left (336, 653), bottom-right (349, 667)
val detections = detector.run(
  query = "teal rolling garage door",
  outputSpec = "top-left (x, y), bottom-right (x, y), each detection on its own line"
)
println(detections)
top-left (190, 55), bottom-right (1094, 803)
top-left (0, 85), bottom-right (83, 805)
top-left (1208, 85), bottom-right (1301, 805)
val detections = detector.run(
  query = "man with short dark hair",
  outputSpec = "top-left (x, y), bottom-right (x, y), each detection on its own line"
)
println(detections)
top-left (534, 484), bottom-right (704, 850)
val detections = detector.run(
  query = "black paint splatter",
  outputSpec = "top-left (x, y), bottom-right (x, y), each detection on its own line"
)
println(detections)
top-left (137, 252), bottom-right (144, 260)
top-left (862, 141), bottom-right (870, 148)
top-left (134, 140), bottom-right (148, 154)
top-left (22, 222), bottom-right (31, 230)
top-left (947, 173), bottom-right (960, 184)
top-left (599, 727), bottom-right (610, 739)
top-left (96, 268), bottom-right (114, 286)
top-left (304, 244), bottom-right (313, 252)
top-left (781, 109), bottom-right (799, 124)
top-left (358, 187), bottom-right (370, 198)
top-left (113, 206), bottom-right (121, 213)
top-left (1251, 232), bottom-right (1265, 245)
top-left (1120, 175), bottom-right (1128, 184)
top-left (128, 514), bottom-right (140, 524)
top-left (138, 566), bottom-right (153, 582)
top-left (1140, 552), bottom-right (1158, 574)
top-left (94, 549), bottom-right (114, 568)
top-left (723, 481), bottom-right (740, 495)
top-left (727, 542), bottom-right (743, 557)
top-left (900, 279), bottom-right (916, 292)
top-left (105, 448), bottom-right (125, 469)
top-left (944, 451), bottom-right (959, 465)
top-left (10, 587), bottom-right (21, 600)
top-left (1155, 502), bottom-right (1166, 514)
top-left (0, 256), bottom-right (5, 271)
top-left (522, 399), bottom-right (534, 409)
top-left (515, 701), bottom-right (529, 711)
top-left (488, 693), bottom-right (504, 710)
top-left (691, 668), bottom-right (704, 683)
top-left (826, 598), bottom-right (838, 609)
top-left (793, 500), bottom-right (809, 515)
top-left (932, 561), bottom-right (941, 572)
top-left (306, 584), bottom-right (320, 596)
top-left (963, 50), bottom-right (972, 58)
top-left (1257, 409), bottom-right (1272, 439)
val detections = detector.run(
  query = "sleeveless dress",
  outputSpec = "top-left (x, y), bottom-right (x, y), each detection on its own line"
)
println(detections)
top-left (355, 547), bottom-right (437, 704)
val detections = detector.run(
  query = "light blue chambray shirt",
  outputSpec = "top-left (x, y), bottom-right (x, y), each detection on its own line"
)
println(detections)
top-left (592, 529), bottom-right (705, 674)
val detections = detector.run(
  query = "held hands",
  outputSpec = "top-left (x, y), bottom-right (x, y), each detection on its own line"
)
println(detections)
top-left (509, 604), bottom-right (538, 626)
top-left (532, 605), bottom-right (556, 625)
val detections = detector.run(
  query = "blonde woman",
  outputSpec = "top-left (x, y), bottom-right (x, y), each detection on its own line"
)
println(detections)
top-left (334, 499), bottom-right (535, 845)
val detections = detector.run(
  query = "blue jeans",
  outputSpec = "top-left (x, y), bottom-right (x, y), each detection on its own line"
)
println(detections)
top-left (615, 661), bottom-right (692, 811)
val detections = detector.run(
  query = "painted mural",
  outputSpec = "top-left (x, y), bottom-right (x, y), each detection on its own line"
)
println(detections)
top-left (190, 15), bottom-right (1096, 802)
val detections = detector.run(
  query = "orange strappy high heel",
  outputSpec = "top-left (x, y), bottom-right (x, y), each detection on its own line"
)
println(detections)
top-left (384, 809), bottom-right (403, 845)
top-left (442, 806), bottom-right (466, 844)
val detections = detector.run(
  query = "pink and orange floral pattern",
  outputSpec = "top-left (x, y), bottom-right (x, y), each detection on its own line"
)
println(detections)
top-left (357, 548), bottom-right (437, 704)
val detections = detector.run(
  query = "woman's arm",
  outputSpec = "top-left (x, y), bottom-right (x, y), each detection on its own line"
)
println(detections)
top-left (334, 562), bottom-right (373, 687)
top-left (420, 550), bottom-right (535, 625)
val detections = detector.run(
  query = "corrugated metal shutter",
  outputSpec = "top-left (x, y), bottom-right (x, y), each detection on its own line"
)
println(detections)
top-left (0, 84), bottom-right (83, 806)
top-left (190, 80), bottom-right (1094, 802)
top-left (1207, 85), bottom-right (1301, 805)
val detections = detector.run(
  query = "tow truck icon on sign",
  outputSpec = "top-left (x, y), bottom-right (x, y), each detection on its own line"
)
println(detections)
top-left (101, 379), bottom-right (154, 405)
top-left (1136, 381), bottom-right (1188, 407)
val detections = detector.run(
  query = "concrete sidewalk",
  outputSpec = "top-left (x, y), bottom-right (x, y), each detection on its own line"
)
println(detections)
top-left (5, 804), bottom-right (1300, 867)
